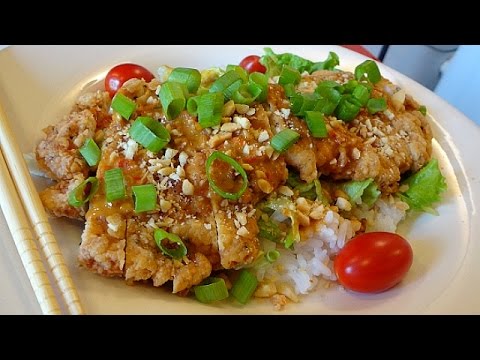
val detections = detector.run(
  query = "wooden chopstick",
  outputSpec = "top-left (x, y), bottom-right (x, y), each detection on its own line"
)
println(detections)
top-left (0, 102), bottom-right (85, 315)
top-left (0, 148), bottom-right (62, 315)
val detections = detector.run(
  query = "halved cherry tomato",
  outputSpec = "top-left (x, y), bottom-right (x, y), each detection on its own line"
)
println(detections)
top-left (105, 63), bottom-right (155, 97)
top-left (239, 55), bottom-right (266, 74)
top-left (334, 232), bottom-right (413, 293)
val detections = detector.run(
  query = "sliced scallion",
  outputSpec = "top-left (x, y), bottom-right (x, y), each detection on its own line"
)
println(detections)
top-left (283, 83), bottom-right (296, 98)
top-left (270, 129), bottom-right (300, 152)
top-left (419, 105), bottom-right (427, 116)
top-left (206, 151), bottom-right (248, 200)
top-left (187, 92), bottom-right (224, 128)
top-left (314, 87), bottom-right (342, 115)
top-left (232, 83), bottom-right (262, 105)
top-left (159, 82), bottom-right (187, 120)
top-left (104, 168), bottom-right (126, 202)
top-left (209, 70), bottom-right (243, 100)
top-left (297, 93), bottom-right (320, 117)
top-left (68, 177), bottom-right (99, 207)
top-left (132, 184), bottom-right (157, 213)
top-left (231, 270), bottom-right (258, 305)
top-left (354, 60), bottom-right (382, 84)
top-left (111, 93), bottom-right (136, 120)
top-left (248, 72), bottom-right (268, 102)
top-left (336, 95), bottom-right (362, 122)
top-left (154, 228), bottom-right (187, 259)
top-left (194, 277), bottom-right (229, 303)
top-left (305, 111), bottom-right (328, 138)
top-left (168, 67), bottom-right (201, 94)
top-left (226, 65), bottom-right (249, 83)
top-left (129, 116), bottom-right (170, 153)
top-left (352, 84), bottom-right (370, 106)
top-left (367, 98), bottom-right (387, 114)
top-left (265, 249), bottom-right (280, 263)
top-left (279, 65), bottom-right (301, 86)
top-left (79, 138), bottom-right (101, 167)
top-left (290, 94), bottom-right (304, 115)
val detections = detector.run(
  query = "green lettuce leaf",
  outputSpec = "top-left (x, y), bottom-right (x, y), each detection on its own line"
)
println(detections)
top-left (341, 178), bottom-right (380, 208)
top-left (399, 159), bottom-right (447, 214)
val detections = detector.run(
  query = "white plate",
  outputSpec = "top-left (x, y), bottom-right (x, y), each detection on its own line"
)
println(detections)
top-left (0, 45), bottom-right (479, 314)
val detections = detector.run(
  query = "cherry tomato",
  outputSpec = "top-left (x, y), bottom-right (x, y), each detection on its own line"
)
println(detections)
top-left (334, 232), bottom-right (413, 293)
top-left (105, 63), bottom-right (155, 97)
top-left (239, 55), bottom-right (266, 74)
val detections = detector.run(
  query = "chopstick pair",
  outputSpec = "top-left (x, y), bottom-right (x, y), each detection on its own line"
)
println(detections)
top-left (0, 101), bottom-right (85, 315)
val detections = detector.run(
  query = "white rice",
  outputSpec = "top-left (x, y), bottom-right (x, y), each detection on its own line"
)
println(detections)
top-left (254, 196), bottom-right (409, 300)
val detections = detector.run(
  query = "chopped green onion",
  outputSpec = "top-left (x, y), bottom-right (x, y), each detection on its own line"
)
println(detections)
top-left (159, 82), bottom-right (187, 120)
top-left (79, 138), bottom-right (101, 167)
top-left (366, 98), bottom-right (387, 114)
top-left (265, 249), bottom-right (280, 263)
top-left (248, 72), bottom-right (268, 102)
top-left (194, 277), bottom-right (229, 303)
top-left (111, 93), bottom-right (136, 120)
top-left (209, 70), bottom-right (243, 100)
top-left (226, 65), bottom-right (249, 83)
top-left (206, 151), bottom-right (248, 200)
top-left (297, 93), bottom-right (320, 117)
top-left (279, 65), bottom-right (301, 86)
top-left (336, 95), bottom-right (362, 122)
top-left (68, 177), bottom-right (99, 207)
top-left (231, 270), bottom-right (258, 305)
top-left (168, 67), bottom-right (201, 94)
top-left (355, 60), bottom-right (382, 84)
top-left (343, 80), bottom-right (359, 93)
top-left (352, 84), bottom-right (370, 106)
top-left (283, 83), bottom-right (296, 98)
top-left (314, 87), bottom-right (342, 115)
top-left (271, 129), bottom-right (300, 152)
top-left (187, 92), bottom-right (224, 128)
top-left (290, 94), bottom-right (304, 114)
top-left (132, 184), bottom-right (157, 213)
top-left (104, 168), bottom-right (126, 202)
top-left (128, 117), bottom-right (170, 153)
top-left (316, 80), bottom-right (342, 90)
top-left (305, 111), bottom-right (328, 138)
top-left (154, 228), bottom-right (187, 259)
top-left (232, 83), bottom-right (262, 105)
top-left (419, 105), bottom-right (427, 116)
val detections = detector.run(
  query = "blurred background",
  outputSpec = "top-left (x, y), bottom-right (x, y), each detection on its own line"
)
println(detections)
top-left (363, 45), bottom-right (479, 126)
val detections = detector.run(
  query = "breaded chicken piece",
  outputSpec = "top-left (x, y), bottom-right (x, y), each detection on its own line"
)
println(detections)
top-left (36, 89), bottom-right (114, 219)
top-left (39, 174), bottom-right (87, 220)
top-left (36, 109), bottom-right (95, 181)
top-left (266, 85), bottom-right (318, 183)
top-left (78, 120), bottom-right (134, 277)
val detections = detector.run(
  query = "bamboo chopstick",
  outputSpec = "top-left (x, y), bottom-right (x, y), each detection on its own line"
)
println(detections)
top-left (0, 148), bottom-right (62, 315)
top-left (0, 102), bottom-right (85, 315)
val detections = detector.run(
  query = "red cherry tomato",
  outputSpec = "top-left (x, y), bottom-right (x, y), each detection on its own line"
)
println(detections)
top-left (105, 63), bottom-right (155, 97)
top-left (239, 55), bottom-right (266, 74)
top-left (334, 232), bottom-right (413, 293)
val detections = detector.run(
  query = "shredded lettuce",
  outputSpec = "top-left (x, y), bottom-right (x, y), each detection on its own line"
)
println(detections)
top-left (257, 216), bottom-right (285, 244)
top-left (341, 178), bottom-right (380, 208)
top-left (286, 172), bottom-right (327, 204)
top-left (260, 48), bottom-right (340, 78)
top-left (399, 159), bottom-right (447, 214)
top-left (260, 196), bottom-right (300, 249)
